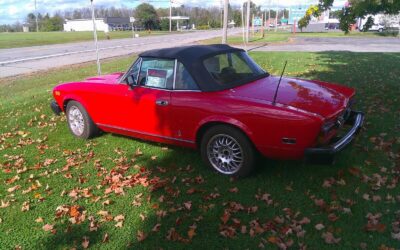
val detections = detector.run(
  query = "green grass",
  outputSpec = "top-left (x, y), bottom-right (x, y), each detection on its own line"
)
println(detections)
top-left (200, 32), bottom-right (292, 45)
top-left (200, 31), bottom-right (394, 46)
top-left (1, 52), bottom-right (400, 249)
top-left (0, 31), bottom-right (177, 49)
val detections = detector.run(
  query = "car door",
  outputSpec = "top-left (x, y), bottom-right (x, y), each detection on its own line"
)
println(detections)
top-left (170, 61), bottom-right (204, 142)
top-left (124, 57), bottom-right (174, 138)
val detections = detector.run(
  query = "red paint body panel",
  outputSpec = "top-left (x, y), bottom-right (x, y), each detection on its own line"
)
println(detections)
top-left (53, 72), bottom-right (355, 160)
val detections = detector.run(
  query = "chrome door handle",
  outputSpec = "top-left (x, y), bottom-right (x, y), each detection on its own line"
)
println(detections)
top-left (155, 100), bottom-right (169, 106)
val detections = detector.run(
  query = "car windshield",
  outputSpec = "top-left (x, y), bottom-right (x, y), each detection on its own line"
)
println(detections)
top-left (203, 51), bottom-right (267, 87)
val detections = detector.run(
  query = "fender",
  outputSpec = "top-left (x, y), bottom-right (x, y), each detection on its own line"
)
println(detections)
top-left (61, 94), bottom-right (90, 111)
top-left (196, 115), bottom-right (254, 141)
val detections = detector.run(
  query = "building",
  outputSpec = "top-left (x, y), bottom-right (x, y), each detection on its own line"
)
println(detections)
top-left (160, 16), bottom-right (190, 30)
top-left (63, 17), bottom-right (131, 32)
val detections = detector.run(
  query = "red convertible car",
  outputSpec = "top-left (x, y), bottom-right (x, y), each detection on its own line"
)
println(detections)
top-left (51, 44), bottom-right (364, 177)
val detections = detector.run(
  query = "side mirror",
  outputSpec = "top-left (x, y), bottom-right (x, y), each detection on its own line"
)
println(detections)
top-left (126, 76), bottom-right (137, 90)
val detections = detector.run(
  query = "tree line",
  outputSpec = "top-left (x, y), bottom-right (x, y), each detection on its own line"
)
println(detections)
top-left (0, 2), bottom-right (287, 32)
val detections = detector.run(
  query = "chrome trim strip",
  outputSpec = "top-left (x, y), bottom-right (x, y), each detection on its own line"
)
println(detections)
top-left (96, 123), bottom-right (195, 144)
top-left (173, 59), bottom-right (177, 90)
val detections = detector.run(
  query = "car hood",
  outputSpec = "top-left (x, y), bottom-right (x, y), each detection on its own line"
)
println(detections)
top-left (231, 76), bottom-right (350, 118)
top-left (85, 73), bottom-right (124, 84)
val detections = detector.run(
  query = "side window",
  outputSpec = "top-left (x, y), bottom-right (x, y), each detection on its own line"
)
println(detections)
top-left (126, 58), bottom-right (141, 85)
top-left (138, 58), bottom-right (175, 89)
top-left (174, 62), bottom-right (199, 90)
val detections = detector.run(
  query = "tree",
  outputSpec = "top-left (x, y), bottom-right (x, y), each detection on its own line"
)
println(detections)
top-left (318, 0), bottom-right (400, 33)
top-left (134, 3), bottom-right (160, 30)
top-left (41, 15), bottom-right (64, 31)
top-left (298, 5), bottom-right (320, 31)
top-left (362, 16), bottom-right (374, 31)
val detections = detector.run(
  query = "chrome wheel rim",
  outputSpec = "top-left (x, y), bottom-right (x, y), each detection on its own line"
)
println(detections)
top-left (207, 134), bottom-right (243, 174)
top-left (68, 106), bottom-right (84, 136)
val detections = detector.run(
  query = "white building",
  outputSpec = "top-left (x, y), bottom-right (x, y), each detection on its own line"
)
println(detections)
top-left (64, 17), bottom-right (131, 32)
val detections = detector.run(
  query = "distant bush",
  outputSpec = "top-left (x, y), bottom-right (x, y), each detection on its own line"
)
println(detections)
top-left (197, 25), bottom-right (210, 30)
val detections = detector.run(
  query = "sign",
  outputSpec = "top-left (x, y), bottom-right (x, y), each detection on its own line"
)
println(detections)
top-left (130, 17), bottom-right (135, 23)
top-left (252, 17), bottom-right (262, 26)
top-left (146, 69), bottom-right (167, 88)
top-left (289, 7), bottom-right (307, 24)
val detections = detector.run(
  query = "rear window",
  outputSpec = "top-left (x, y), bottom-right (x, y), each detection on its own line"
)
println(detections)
top-left (203, 51), bottom-right (266, 86)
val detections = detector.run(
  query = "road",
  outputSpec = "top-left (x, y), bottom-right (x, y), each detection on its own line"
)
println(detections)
top-left (0, 29), bottom-right (240, 78)
top-left (253, 36), bottom-right (400, 52)
top-left (1, 33), bottom-right (399, 78)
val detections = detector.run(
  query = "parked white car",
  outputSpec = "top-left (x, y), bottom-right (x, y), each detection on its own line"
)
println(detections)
top-left (369, 23), bottom-right (385, 32)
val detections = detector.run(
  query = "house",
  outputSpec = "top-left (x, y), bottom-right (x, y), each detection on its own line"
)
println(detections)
top-left (63, 17), bottom-right (131, 32)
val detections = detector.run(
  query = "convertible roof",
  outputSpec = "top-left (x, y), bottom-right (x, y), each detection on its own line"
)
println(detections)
top-left (139, 44), bottom-right (245, 92)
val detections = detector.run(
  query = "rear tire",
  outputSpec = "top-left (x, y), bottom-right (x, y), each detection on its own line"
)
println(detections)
top-left (66, 101), bottom-right (99, 139)
top-left (200, 125), bottom-right (255, 178)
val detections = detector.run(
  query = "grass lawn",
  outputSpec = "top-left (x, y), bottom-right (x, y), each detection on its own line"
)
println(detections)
top-left (200, 32), bottom-right (292, 45)
top-left (201, 31), bottom-right (398, 46)
top-left (0, 51), bottom-right (399, 249)
top-left (0, 30), bottom-right (176, 49)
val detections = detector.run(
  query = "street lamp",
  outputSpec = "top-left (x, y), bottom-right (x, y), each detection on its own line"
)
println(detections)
top-left (90, 0), bottom-right (101, 76)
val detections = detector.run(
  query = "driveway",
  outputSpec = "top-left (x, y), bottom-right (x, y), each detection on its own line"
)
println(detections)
top-left (253, 36), bottom-right (400, 52)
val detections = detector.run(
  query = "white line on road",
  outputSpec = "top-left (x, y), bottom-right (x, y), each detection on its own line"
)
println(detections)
top-left (0, 37), bottom-right (186, 66)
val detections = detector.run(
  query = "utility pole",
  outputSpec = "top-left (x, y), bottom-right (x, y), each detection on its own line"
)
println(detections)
top-left (34, 0), bottom-right (39, 32)
top-left (169, 0), bottom-right (172, 32)
top-left (251, 13), bottom-right (254, 36)
top-left (261, 13), bottom-right (265, 38)
top-left (222, 0), bottom-right (228, 44)
top-left (246, 0), bottom-right (250, 44)
top-left (241, 3), bottom-right (245, 46)
top-left (90, 0), bottom-right (101, 76)
top-left (268, 8), bottom-right (271, 31)
top-left (275, 7), bottom-right (278, 32)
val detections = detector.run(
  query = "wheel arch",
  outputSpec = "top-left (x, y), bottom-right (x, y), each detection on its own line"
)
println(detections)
top-left (195, 117), bottom-right (255, 148)
top-left (62, 95), bottom-right (89, 113)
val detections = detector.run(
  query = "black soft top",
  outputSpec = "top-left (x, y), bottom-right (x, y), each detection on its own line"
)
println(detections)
top-left (139, 44), bottom-right (245, 92)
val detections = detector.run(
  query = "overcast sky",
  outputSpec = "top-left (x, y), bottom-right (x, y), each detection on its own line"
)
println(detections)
top-left (0, 0), bottom-right (347, 25)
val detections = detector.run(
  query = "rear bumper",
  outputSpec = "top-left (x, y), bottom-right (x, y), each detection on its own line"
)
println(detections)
top-left (305, 111), bottom-right (364, 162)
top-left (50, 100), bottom-right (62, 116)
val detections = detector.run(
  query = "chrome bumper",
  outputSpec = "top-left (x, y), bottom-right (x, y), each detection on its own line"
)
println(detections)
top-left (305, 111), bottom-right (364, 162)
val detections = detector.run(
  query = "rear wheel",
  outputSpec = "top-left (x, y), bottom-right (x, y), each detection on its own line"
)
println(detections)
top-left (66, 101), bottom-right (99, 139)
top-left (200, 125), bottom-right (255, 177)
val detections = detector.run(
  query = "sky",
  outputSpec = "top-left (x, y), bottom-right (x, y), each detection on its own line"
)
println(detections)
top-left (0, 0), bottom-right (347, 25)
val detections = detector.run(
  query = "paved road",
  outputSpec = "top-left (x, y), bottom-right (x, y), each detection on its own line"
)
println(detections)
top-left (0, 29), bottom-right (240, 78)
top-left (253, 36), bottom-right (400, 52)
top-left (1, 33), bottom-right (399, 78)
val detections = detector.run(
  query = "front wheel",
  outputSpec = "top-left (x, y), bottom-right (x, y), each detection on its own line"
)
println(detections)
top-left (200, 125), bottom-right (255, 178)
top-left (66, 101), bottom-right (99, 139)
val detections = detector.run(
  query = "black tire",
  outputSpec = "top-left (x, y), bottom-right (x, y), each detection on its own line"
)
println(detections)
top-left (200, 125), bottom-right (255, 178)
top-left (66, 101), bottom-right (99, 139)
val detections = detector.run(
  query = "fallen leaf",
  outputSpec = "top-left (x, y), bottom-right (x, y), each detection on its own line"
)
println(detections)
top-left (7, 185), bottom-right (20, 193)
top-left (152, 223), bottom-right (161, 232)
top-left (188, 227), bottom-right (196, 240)
top-left (42, 224), bottom-right (54, 232)
top-left (183, 201), bottom-right (192, 210)
top-left (315, 223), bottom-right (325, 231)
top-left (102, 233), bottom-right (109, 243)
top-left (229, 187), bottom-right (239, 193)
top-left (137, 230), bottom-right (147, 242)
top-left (392, 232), bottom-right (400, 241)
top-left (82, 236), bottom-right (89, 249)
top-left (221, 211), bottom-right (231, 224)
top-left (322, 232), bottom-right (341, 244)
